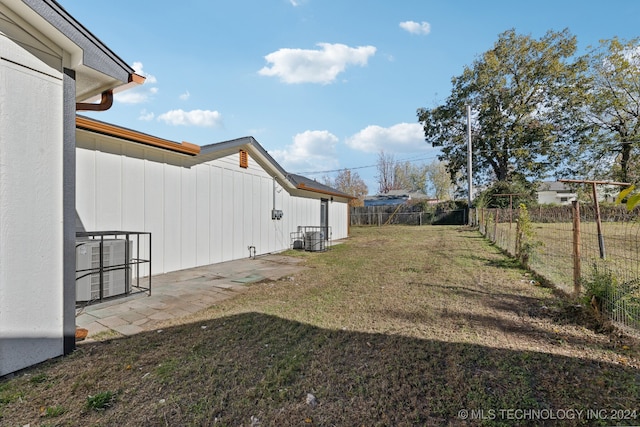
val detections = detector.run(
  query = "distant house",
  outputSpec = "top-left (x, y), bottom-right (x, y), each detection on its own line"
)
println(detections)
top-left (364, 190), bottom-right (431, 207)
top-left (537, 181), bottom-right (577, 205)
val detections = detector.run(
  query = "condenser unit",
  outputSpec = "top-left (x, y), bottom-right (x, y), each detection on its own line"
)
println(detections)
top-left (75, 239), bottom-right (132, 302)
top-left (304, 231), bottom-right (326, 252)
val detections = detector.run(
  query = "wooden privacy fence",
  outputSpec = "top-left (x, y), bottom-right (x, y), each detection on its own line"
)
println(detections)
top-left (472, 205), bottom-right (640, 334)
top-left (351, 205), bottom-right (466, 226)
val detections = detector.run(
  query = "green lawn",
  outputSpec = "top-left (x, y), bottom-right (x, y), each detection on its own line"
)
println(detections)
top-left (1, 226), bottom-right (639, 426)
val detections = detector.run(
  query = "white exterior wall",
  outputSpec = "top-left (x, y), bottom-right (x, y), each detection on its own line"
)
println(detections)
top-left (76, 134), bottom-right (349, 276)
top-left (329, 199), bottom-right (349, 240)
top-left (0, 32), bottom-right (65, 375)
top-left (537, 191), bottom-right (577, 206)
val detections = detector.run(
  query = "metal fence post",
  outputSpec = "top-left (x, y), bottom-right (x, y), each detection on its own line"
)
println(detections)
top-left (572, 200), bottom-right (581, 297)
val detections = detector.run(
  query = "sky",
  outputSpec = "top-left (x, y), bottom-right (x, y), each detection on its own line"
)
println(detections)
top-left (59, 0), bottom-right (640, 195)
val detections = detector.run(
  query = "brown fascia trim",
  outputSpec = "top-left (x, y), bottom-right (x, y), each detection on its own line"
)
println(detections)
top-left (76, 116), bottom-right (201, 156)
top-left (296, 182), bottom-right (356, 199)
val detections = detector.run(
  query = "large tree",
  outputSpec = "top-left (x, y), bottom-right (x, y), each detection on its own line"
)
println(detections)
top-left (417, 29), bottom-right (588, 187)
top-left (376, 151), bottom-right (429, 194)
top-left (577, 37), bottom-right (640, 183)
top-left (393, 161), bottom-right (428, 194)
top-left (375, 150), bottom-right (396, 193)
top-left (325, 169), bottom-right (368, 207)
top-left (425, 160), bottom-right (454, 200)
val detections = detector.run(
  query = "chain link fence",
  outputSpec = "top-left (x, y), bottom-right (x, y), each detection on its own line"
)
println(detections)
top-left (351, 205), bottom-right (467, 226)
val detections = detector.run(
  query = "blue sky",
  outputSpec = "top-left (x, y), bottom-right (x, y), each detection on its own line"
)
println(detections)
top-left (60, 0), bottom-right (640, 194)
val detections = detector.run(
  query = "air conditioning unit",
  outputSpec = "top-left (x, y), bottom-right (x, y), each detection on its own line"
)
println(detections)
top-left (75, 239), bottom-right (132, 302)
top-left (304, 231), bottom-right (326, 252)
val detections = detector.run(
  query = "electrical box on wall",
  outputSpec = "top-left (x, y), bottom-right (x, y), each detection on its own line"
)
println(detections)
top-left (271, 209), bottom-right (283, 220)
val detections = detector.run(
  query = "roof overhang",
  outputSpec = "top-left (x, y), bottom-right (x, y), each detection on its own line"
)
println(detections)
top-left (198, 137), bottom-right (295, 189)
top-left (75, 116), bottom-right (350, 199)
top-left (76, 115), bottom-right (200, 156)
top-left (2, 0), bottom-right (142, 101)
top-left (294, 182), bottom-right (355, 199)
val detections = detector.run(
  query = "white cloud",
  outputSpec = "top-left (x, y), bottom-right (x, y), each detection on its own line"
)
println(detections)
top-left (258, 42), bottom-right (377, 84)
top-left (399, 21), bottom-right (432, 35)
top-left (271, 130), bottom-right (339, 172)
top-left (115, 91), bottom-right (151, 104)
top-left (138, 109), bottom-right (155, 121)
top-left (114, 61), bottom-right (158, 104)
top-left (346, 123), bottom-right (427, 153)
top-left (179, 90), bottom-right (190, 101)
top-left (157, 109), bottom-right (222, 127)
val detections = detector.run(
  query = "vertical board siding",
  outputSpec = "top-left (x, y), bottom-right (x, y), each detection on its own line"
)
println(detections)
top-left (210, 165), bottom-right (223, 264)
top-left (75, 141), bottom-right (96, 231)
top-left (196, 166), bottom-right (211, 266)
top-left (233, 171), bottom-right (245, 259)
top-left (260, 177), bottom-right (271, 254)
top-left (163, 164), bottom-right (182, 273)
top-left (95, 143), bottom-right (122, 230)
top-left (181, 167), bottom-right (197, 269)
top-left (329, 201), bottom-right (348, 239)
top-left (122, 149), bottom-right (145, 232)
top-left (76, 136), bottom-right (350, 275)
top-left (143, 157), bottom-right (164, 276)
top-left (221, 168), bottom-right (234, 262)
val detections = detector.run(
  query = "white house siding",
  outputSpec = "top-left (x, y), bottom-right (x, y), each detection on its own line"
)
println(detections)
top-left (0, 27), bottom-right (65, 375)
top-left (537, 191), bottom-right (562, 205)
top-left (75, 132), bottom-right (349, 276)
top-left (329, 200), bottom-right (349, 239)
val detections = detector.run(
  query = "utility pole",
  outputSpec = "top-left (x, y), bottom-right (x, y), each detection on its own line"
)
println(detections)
top-left (466, 105), bottom-right (473, 224)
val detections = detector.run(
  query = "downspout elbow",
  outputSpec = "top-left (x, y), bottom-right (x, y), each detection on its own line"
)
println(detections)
top-left (76, 90), bottom-right (114, 112)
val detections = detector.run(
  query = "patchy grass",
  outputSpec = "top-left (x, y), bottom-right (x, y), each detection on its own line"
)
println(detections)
top-left (85, 391), bottom-right (117, 412)
top-left (1, 226), bottom-right (639, 426)
top-left (41, 404), bottom-right (66, 417)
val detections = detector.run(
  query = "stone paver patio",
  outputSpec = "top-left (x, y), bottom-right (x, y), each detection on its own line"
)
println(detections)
top-left (75, 254), bottom-right (306, 340)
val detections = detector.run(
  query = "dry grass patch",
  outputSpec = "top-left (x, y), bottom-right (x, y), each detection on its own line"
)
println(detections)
top-left (1, 226), bottom-right (639, 426)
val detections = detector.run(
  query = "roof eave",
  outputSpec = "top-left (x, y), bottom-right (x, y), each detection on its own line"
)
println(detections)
top-left (76, 115), bottom-right (200, 156)
top-left (11, 0), bottom-right (140, 100)
top-left (295, 183), bottom-right (356, 199)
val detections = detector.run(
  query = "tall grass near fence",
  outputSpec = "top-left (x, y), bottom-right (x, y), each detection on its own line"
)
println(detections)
top-left (473, 205), bottom-right (640, 334)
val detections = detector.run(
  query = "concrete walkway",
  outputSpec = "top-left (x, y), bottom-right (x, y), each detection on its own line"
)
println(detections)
top-left (75, 254), bottom-right (306, 340)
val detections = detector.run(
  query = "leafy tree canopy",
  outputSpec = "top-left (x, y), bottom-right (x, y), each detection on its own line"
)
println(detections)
top-left (575, 37), bottom-right (640, 183)
top-left (324, 169), bottom-right (368, 207)
top-left (418, 29), bottom-right (588, 187)
top-left (474, 180), bottom-right (537, 209)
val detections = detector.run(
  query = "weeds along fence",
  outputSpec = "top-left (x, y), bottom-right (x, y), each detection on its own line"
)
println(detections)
top-left (471, 204), bottom-right (640, 334)
top-left (351, 205), bottom-right (467, 226)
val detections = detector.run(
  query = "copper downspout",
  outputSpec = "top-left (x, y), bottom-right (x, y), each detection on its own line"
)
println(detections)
top-left (76, 90), bottom-right (113, 111)
top-left (75, 73), bottom-right (145, 111)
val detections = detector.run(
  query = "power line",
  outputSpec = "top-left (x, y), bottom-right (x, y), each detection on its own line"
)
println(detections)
top-left (294, 153), bottom-right (440, 175)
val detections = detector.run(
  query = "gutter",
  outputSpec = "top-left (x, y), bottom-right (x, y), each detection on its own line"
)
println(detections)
top-left (76, 116), bottom-right (201, 156)
top-left (76, 73), bottom-right (146, 111)
top-left (296, 182), bottom-right (356, 199)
